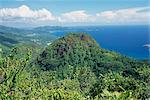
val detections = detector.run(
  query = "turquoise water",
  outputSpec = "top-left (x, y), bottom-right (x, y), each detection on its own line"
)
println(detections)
top-left (52, 25), bottom-right (149, 59)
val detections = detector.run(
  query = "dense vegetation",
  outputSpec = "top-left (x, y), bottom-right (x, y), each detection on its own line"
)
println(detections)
top-left (0, 33), bottom-right (150, 99)
top-left (0, 25), bottom-right (57, 54)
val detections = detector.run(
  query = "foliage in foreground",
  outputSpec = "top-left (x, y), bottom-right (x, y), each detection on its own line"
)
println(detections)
top-left (0, 33), bottom-right (150, 99)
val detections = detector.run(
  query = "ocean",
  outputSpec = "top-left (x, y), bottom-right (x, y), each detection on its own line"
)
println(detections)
top-left (52, 25), bottom-right (149, 60)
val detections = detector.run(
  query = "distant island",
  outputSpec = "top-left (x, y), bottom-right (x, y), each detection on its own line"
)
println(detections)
top-left (144, 44), bottom-right (150, 47)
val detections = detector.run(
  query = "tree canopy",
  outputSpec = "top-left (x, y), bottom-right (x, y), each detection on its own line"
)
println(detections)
top-left (0, 33), bottom-right (150, 99)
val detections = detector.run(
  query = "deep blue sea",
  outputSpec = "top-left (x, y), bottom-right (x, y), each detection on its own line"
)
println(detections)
top-left (52, 25), bottom-right (150, 60)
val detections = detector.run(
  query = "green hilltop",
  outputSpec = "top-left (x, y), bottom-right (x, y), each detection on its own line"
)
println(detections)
top-left (0, 33), bottom-right (150, 99)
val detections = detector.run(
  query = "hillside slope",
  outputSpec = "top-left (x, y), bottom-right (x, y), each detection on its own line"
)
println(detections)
top-left (37, 33), bottom-right (148, 76)
top-left (0, 33), bottom-right (149, 99)
top-left (35, 33), bottom-right (150, 99)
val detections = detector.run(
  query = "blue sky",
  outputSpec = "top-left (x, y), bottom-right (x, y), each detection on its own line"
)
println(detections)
top-left (0, 0), bottom-right (149, 27)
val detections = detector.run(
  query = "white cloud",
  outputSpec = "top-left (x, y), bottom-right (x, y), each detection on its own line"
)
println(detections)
top-left (0, 5), bottom-right (149, 26)
top-left (58, 10), bottom-right (95, 23)
top-left (96, 7), bottom-right (150, 24)
top-left (0, 5), bottom-right (56, 24)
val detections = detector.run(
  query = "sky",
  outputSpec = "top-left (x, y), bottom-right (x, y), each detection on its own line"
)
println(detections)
top-left (0, 0), bottom-right (150, 27)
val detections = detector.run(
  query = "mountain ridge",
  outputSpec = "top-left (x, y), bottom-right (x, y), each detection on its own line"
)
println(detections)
top-left (0, 33), bottom-right (149, 99)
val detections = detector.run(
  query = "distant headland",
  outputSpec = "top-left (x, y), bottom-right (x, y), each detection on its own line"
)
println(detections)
top-left (144, 44), bottom-right (150, 47)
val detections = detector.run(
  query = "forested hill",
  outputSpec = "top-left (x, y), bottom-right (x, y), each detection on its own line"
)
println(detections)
top-left (0, 33), bottom-right (150, 99)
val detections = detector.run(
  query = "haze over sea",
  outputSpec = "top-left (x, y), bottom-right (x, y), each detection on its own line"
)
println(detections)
top-left (52, 25), bottom-right (149, 60)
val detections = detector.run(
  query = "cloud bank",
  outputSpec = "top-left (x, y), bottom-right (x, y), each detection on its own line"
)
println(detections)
top-left (0, 5), bottom-right (55, 24)
top-left (96, 7), bottom-right (150, 24)
top-left (58, 10), bottom-right (95, 23)
top-left (0, 5), bottom-right (149, 26)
